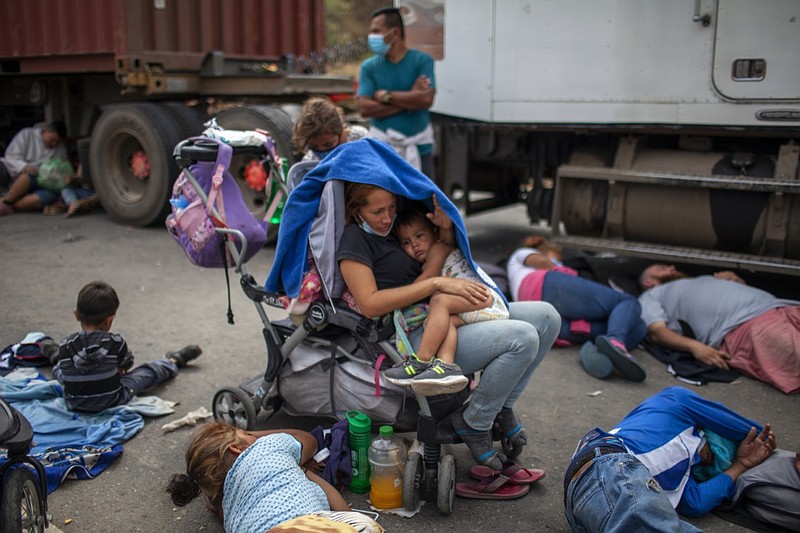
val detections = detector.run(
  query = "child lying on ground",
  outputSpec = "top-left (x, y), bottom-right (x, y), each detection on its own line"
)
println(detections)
top-left (383, 203), bottom-right (509, 396)
top-left (168, 422), bottom-right (383, 533)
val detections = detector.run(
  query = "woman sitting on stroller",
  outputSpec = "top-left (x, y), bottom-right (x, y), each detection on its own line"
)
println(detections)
top-left (267, 139), bottom-right (561, 472)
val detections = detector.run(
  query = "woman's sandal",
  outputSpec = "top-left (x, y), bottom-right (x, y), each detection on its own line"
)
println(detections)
top-left (43, 202), bottom-right (66, 215)
top-left (469, 461), bottom-right (546, 485)
top-left (65, 194), bottom-right (100, 218)
top-left (455, 472), bottom-right (531, 500)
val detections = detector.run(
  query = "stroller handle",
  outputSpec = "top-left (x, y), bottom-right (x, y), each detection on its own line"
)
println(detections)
top-left (173, 139), bottom-right (267, 169)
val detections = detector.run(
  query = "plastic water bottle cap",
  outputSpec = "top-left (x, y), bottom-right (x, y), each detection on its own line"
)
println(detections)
top-left (379, 426), bottom-right (394, 438)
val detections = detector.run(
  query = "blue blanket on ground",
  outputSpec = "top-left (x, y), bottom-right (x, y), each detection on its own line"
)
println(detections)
top-left (266, 138), bottom-right (477, 297)
top-left (0, 373), bottom-right (144, 493)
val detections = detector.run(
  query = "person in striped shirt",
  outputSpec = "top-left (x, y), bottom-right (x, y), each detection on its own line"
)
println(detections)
top-left (53, 280), bottom-right (201, 413)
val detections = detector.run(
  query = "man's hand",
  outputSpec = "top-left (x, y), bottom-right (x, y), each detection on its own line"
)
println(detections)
top-left (690, 343), bottom-right (731, 369)
top-left (714, 271), bottom-right (746, 284)
top-left (412, 75), bottom-right (431, 91)
top-left (735, 424), bottom-right (776, 470)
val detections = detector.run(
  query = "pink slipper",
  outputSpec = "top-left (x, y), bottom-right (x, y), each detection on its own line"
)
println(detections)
top-left (455, 472), bottom-right (531, 500)
top-left (469, 461), bottom-right (546, 485)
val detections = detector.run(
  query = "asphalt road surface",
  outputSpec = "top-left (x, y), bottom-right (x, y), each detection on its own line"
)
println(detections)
top-left (2, 205), bottom-right (797, 533)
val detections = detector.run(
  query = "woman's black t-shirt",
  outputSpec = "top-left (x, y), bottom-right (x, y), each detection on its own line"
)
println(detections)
top-left (338, 223), bottom-right (421, 290)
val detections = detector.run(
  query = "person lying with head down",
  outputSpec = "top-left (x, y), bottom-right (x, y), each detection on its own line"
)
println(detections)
top-left (167, 423), bottom-right (383, 533)
top-left (507, 236), bottom-right (648, 382)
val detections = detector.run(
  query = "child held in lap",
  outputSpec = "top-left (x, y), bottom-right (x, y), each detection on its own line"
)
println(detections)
top-left (383, 205), bottom-right (509, 396)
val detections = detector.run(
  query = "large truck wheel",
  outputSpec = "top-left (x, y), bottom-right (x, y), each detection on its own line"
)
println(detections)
top-left (213, 105), bottom-right (297, 243)
top-left (90, 103), bottom-right (184, 226)
top-left (161, 102), bottom-right (207, 138)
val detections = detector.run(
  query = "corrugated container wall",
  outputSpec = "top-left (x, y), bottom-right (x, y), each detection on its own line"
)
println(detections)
top-left (0, 0), bottom-right (325, 73)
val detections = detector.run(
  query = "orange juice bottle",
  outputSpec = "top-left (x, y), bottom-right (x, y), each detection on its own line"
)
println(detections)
top-left (368, 426), bottom-right (406, 509)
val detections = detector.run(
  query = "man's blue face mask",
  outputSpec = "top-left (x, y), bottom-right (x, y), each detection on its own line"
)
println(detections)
top-left (368, 33), bottom-right (390, 56)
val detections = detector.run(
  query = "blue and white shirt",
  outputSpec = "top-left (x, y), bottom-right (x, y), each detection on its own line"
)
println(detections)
top-left (609, 387), bottom-right (760, 517)
top-left (223, 433), bottom-right (329, 533)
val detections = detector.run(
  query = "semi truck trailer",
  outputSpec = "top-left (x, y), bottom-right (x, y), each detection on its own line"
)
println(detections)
top-left (400, 0), bottom-right (800, 276)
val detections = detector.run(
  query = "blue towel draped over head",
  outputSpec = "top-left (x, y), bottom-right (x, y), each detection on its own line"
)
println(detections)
top-left (265, 139), bottom-right (478, 298)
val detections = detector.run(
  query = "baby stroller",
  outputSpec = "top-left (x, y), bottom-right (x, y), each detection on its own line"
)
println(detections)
top-left (0, 398), bottom-right (48, 532)
top-left (172, 136), bottom-right (511, 515)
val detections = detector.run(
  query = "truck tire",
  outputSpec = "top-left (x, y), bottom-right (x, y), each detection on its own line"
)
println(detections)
top-left (90, 103), bottom-right (184, 226)
top-left (161, 102), bottom-right (207, 138)
top-left (213, 105), bottom-right (297, 243)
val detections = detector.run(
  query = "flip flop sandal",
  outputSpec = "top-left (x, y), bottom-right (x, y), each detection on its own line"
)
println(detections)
top-left (455, 473), bottom-right (531, 500)
top-left (469, 461), bottom-right (546, 485)
top-left (43, 203), bottom-right (66, 215)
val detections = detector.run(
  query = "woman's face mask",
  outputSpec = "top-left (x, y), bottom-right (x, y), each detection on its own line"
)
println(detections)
top-left (368, 33), bottom-right (391, 56)
top-left (358, 214), bottom-right (396, 237)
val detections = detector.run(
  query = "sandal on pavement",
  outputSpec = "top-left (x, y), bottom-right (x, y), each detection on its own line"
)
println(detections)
top-left (455, 472), bottom-right (531, 500)
top-left (43, 202), bottom-right (66, 215)
top-left (65, 194), bottom-right (100, 218)
top-left (469, 461), bottom-right (546, 485)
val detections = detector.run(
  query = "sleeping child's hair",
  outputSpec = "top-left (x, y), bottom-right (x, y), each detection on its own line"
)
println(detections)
top-left (393, 202), bottom-right (435, 236)
top-left (167, 422), bottom-right (244, 510)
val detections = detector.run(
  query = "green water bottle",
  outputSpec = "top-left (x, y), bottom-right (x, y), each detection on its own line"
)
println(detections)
top-left (346, 410), bottom-right (372, 494)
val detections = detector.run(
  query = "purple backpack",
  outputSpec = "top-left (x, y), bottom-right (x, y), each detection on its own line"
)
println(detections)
top-left (166, 137), bottom-right (268, 268)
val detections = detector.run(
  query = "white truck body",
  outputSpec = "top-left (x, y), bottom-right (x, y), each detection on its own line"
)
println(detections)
top-left (399, 0), bottom-right (800, 276)
top-left (433, 0), bottom-right (800, 125)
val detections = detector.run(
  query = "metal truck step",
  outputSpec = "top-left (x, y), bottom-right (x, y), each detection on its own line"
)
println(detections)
top-left (552, 236), bottom-right (800, 277)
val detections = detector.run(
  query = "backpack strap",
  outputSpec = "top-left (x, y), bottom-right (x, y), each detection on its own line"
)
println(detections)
top-left (186, 136), bottom-right (233, 225)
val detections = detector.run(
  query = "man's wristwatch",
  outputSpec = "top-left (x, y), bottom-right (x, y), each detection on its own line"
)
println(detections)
top-left (380, 91), bottom-right (393, 104)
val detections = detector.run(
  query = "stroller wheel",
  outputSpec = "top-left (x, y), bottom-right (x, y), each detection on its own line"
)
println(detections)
top-left (437, 454), bottom-right (456, 516)
top-left (1, 466), bottom-right (47, 533)
top-left (402, 451), bottom-right (423, 512)
top-left (212, 387), bottom-right (257, 430)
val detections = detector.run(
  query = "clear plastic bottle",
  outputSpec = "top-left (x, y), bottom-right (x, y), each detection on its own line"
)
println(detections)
top-left (368, 426), bottom-right (406, 509)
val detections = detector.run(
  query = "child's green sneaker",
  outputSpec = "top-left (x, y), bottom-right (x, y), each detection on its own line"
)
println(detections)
top-left (383, 356), bottom-right (430, 386)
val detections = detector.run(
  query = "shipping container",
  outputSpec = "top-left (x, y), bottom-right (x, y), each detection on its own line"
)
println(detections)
top-left (0, 0), bottom-right (354, 228)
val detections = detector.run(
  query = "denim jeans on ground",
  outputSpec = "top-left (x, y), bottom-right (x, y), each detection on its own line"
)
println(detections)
top-left (542, 271), bottom-right (647, 349)
top-left (119, 359), bottom-right (179, 402)
top-left (565, 453), bottom-right (702, 533)
top-left (410, 300), bottom-right (560, 430)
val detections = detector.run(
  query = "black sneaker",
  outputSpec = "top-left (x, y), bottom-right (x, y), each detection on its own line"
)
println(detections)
top-left (410, 359), bottom-right (469, 396)
top-left (167, 345), bottom-right (202, 368)
top-left (383, 356), bottom-right (429, 386)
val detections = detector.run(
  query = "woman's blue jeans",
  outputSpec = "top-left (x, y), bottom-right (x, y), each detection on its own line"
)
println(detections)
top-left (410, 300), bottom-right (560, 430)
top-left (542, 271), bottom-right (647, 349)
top-left (565, 453), bottom-right (702, 533)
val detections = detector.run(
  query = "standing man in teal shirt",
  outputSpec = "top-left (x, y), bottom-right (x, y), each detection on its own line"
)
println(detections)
top-left (357, 7), bottom-right (437, 180)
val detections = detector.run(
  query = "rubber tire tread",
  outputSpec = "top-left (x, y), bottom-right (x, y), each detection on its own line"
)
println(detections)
top-left (1, 467), bottom-right (45, 533)
top-left (90, 102), bottom-right (184, 226)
